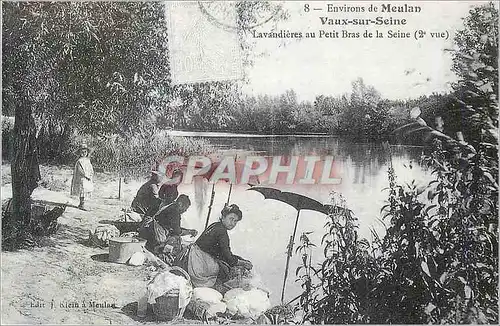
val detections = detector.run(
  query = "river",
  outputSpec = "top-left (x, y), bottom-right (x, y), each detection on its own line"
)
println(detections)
top-left (172, 131), bottom-right (431, 305)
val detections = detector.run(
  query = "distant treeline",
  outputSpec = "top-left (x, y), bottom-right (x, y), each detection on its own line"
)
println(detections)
top-left (2, 77), bottom-right (476, 166)
top-left (157, 78), bottom-right (470, 143)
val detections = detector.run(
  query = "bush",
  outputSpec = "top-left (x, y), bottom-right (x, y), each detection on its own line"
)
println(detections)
top-left (296, 193), bottom-right (379, 324)
top-left (36, 120), bottom-right (77, 165)
top-left (297, 141), bottom-right (498, 324)
top-left (90, 130), bottom-right (214, 177)
top-left (371, 140), bottom-right (498, 324)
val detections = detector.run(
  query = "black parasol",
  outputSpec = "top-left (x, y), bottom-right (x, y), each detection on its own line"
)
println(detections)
top-left (247, 186), bottom-right (333, 303)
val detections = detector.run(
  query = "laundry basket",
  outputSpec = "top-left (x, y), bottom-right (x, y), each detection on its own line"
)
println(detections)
top-left (152, 266), bottom-right (192, 321)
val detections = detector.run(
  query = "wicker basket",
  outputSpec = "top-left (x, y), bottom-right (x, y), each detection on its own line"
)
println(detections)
top-left (152, 266), bottom-right (191, 321)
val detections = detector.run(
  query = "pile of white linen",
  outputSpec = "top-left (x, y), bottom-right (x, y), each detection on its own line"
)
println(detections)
top-left (190, 287), bottom-right (227, 318)
top-left (223, 288), bottom-right (271, 319)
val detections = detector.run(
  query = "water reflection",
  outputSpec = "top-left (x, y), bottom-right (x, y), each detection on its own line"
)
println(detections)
top-left (176, 134), bottom-right (427, 304)
top-left (188, 134), bottom-right (427, 242)
top-left (195, 135), bottom-right (423, 186)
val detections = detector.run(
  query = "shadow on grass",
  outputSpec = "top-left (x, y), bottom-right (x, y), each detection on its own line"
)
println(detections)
top-left (52, 223), bottom-right (91, 249)
top-left (2, 222), bottom-right (91, 251)
top-left (32, 199), bottom-right (79, 209)
top-left (99, 219), bottom-right (118, 224)
top-left (120, 301), bottom-right (204, 324)
top-left (91, 253), bottom-right (110, 262)
top-left (120, 301), bottom-right (157, 323)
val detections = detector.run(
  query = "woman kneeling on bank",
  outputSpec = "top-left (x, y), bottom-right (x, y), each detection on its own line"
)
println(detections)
top-left (186, 204), bottom-right (253, 288)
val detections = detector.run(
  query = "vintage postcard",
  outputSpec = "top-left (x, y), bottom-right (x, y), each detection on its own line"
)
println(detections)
top-left (1, 1), bottom-right (498, 324)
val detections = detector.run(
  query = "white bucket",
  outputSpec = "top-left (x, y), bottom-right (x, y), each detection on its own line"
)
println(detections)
top-left (108, 237), bottom-right (146, 264)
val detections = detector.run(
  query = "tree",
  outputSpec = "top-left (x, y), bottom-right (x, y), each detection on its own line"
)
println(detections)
top-left (3, 2), bottom-right (171, 137)
top-left (165, 82), bottom-right (242, 131)
top-left (3, 2), bottom-right (171, 247)
top-left (337, 78), bottom-right (387, 139)
top-left (451, 2), bottom-right (498, 146)
top-left (313, 95), bottom-right (346, 131)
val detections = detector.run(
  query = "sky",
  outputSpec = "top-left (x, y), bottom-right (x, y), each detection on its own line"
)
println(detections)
top-left (239, 1), bottom-right (486, 102)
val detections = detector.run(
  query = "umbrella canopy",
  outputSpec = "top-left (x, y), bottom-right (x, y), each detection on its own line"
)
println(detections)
top-left (247, 186), bottom-right (330, 215)
top-left (247, 186), bottom-right (335, 303)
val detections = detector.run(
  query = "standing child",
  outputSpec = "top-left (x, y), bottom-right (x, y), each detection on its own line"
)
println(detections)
top-left (71, 143), bottom-right (94, 211)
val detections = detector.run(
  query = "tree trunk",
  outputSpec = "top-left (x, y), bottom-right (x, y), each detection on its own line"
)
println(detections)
top-left (11, 102), bottom-right (41, 227)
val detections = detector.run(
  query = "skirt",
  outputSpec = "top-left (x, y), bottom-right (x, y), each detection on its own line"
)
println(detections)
top-left (187, 244), bottom-right (219, 288)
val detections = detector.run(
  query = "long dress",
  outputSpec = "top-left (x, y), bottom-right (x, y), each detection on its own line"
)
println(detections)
top-left (186, 222), bottom-right (242, 287)
top-left (70, 157), bottom-right (94, 198)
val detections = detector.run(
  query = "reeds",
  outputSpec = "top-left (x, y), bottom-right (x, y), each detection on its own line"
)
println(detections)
top-left (90, 131), bottom-right (214, 178)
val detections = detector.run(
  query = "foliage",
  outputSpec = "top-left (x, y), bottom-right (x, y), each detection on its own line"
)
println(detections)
top-left (264, 304), bottom-right (296, 325)
top-left (1, 116), bottom-right (15, 132)
top-left (90, 131), bottom-right (213, 178)
top-left (425, 144), bottom-right (497, 323)
top-left (368, 135), bottom-right (497, 324)
top-left (160, 82), bottom-right (242, 131)
top-left (451, 2), bottom-right (498, 146)
top-left (294, 231), bottom-right (317, 318)
top-left (161, 79), bottom-right (412, 138)
top-left (407, 8), bottom-right (500, 309)
top-left (3, 2), bottom-right (171, 137)
top-left (296, 194), bottom-right (379, 324)
top-left (297, 142), bottom-right (498, 324)
top-left (395, 3), bottom-right (497, 146)
top-left (236, 1), bottom-right (290, 68)
top-left (2, 199), bottom-right (63, 251)
top-left (339, 78), bottom-right (382, 136)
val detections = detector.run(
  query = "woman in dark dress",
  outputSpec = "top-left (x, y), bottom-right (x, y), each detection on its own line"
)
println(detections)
top-left (185, 204), bottom-right (253, 288)
top-left (158, 168), bottom-right (183, 208)
top-left (155, 194), bottom-right (197, 239)
top-left (139, 195), bottom-right (197, 264)
top-left (131, 171), bottom-right (162, 216)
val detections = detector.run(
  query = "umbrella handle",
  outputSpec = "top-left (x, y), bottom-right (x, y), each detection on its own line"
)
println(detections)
top-left (281, 243), bottom-right (293, 304)
top-left (281, 210), bottom-right (301, 304)
top-left (286, 235), bottom-right (294, 256)
top-left (226, 183), bottom-right (233, 205)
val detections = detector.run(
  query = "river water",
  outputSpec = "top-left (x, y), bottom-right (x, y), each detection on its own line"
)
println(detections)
top-left (172, 132), bottom-right (431, 304)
